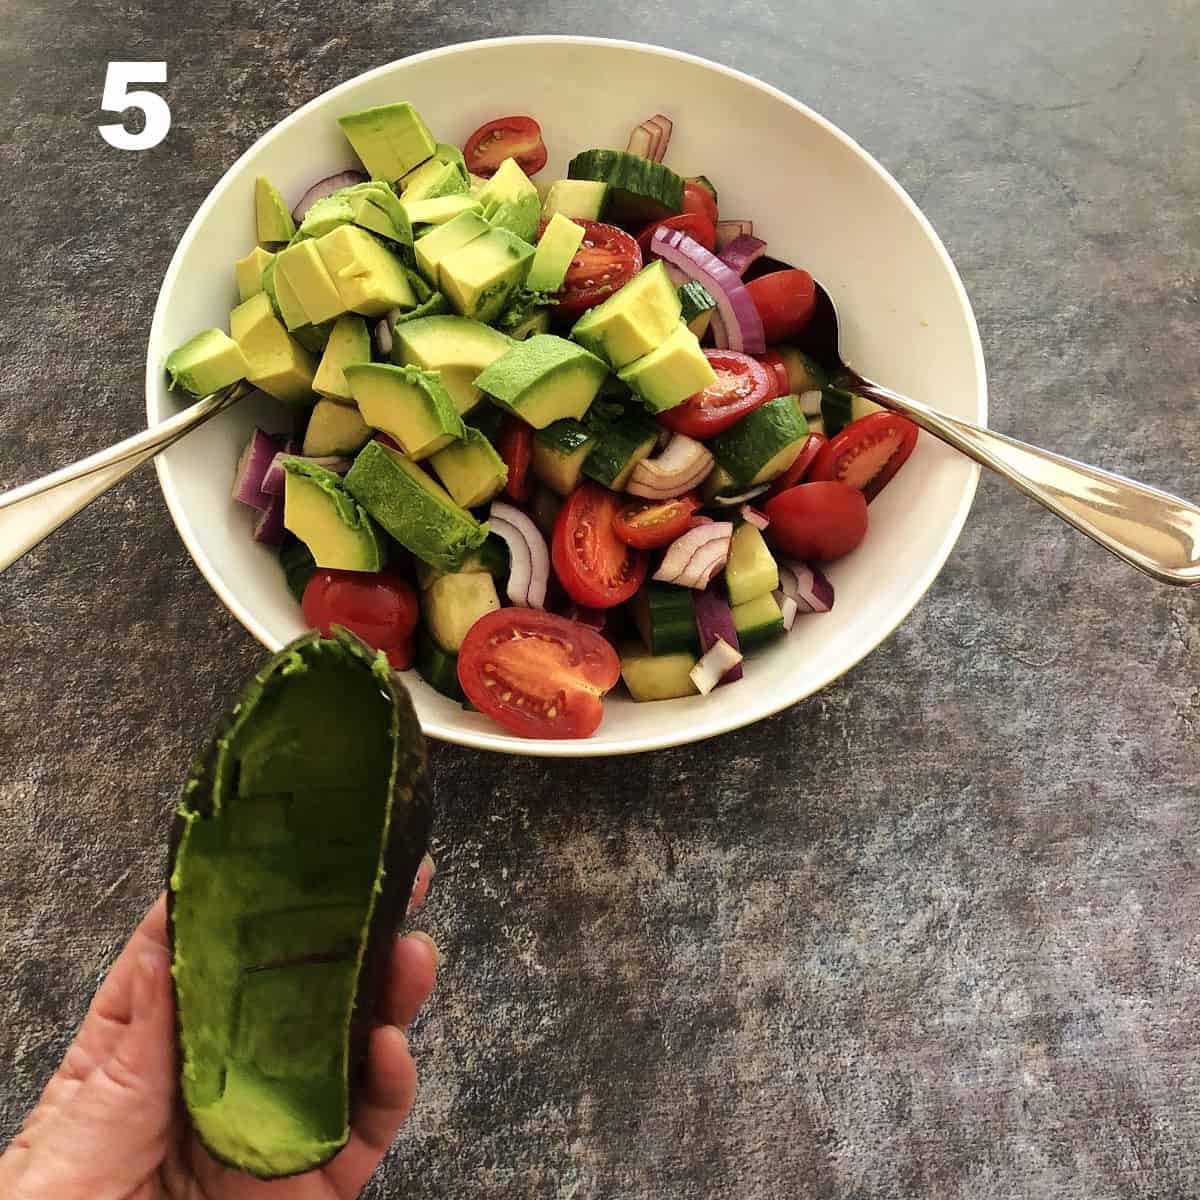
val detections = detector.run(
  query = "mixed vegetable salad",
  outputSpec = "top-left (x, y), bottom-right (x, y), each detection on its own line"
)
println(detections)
top-left (165, 103), bottom-right (918, 740)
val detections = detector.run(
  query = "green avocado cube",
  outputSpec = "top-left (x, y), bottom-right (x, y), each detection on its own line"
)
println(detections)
top-left (413, 211), bottom-right (490, 284)
top-left (302, 397), bottom-right (372, 457)
top-left (391, 314), bottom-right (513, 414)
top-left (617, 323), bottom-right (716, 412)
top-left (571, 260), bottom-right (682, 368)
top-left (316, 226), bottom-right (416, 318)
top-left (275, 240), bottom-right (347, 328)
top-left (476, 158), bottom-right (541, 243)
top-left (229, 292), bottom-right (316, 406)
top-left (403, 194), bottom-right (484, 229)
top-left (298, 193), bottom-right (357, 239)
top-left (474, 334), bottom-right (607, 429)
top-left (165, 328), bottom-right (249, 396)
top-left (525, 212), bottom-right (585, 293)
top-left (313, 314), bottom-right (371, 402)
top-left (400, 158), bottom-right (468, 203)
top-left (282, 458), bottom-right (382, 571)
top-left (344, 362), bottom-right (465, 460)
top-left (235, 246), bottom-right (276, 302)
top-left (264, 256), bottom-right (310, 331)
top-left (337, 102), bottom-right (436, 182)
top-left (429, 427), bottom-right (508, 508)
top-left (345, 440), bottom-right (488, 572)
top-left (344, 186), bottom-right (413, 245)
top-left (255, 176), bottom-right (296, 245)
top-left (439, 227), bottom-right (535, 324)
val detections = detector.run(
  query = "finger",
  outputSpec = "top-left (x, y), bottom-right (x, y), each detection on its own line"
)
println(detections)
top-left (408, 853), bottom-right (436, 914)
top-left (322, 1025), bottom-right (417, 1199)
top-left (377, 933), bottom-right (438, 1028)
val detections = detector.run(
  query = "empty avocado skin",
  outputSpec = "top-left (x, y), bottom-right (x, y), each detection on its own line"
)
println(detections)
top-left (166, 629), bottom-right (432, 1180)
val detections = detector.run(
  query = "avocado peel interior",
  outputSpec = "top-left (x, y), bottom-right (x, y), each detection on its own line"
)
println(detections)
top-left (167, 629), bottom-right (432, 1179)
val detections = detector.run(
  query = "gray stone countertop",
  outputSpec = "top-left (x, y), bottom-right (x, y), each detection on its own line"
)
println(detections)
top-left (1, 2), bottom-right (1198, 1197)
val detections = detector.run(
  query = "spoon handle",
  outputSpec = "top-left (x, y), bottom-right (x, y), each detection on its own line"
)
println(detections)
top-left (857, 378), bottom-right (1200, 586)
top-left (0, 384), bottom-right (244, 573)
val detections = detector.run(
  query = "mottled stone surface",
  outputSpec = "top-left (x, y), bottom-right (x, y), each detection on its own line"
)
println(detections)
top-left (2, 1), bottom-right (1199, 1196)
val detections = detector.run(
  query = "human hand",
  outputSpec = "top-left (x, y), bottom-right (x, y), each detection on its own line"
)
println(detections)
top-left (0, 856), bottom-right (438, 1200)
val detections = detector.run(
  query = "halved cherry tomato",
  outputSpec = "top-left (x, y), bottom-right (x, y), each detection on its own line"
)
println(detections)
top-left (681, 179), bottom-right (719, 228)
top-left (757, 351), bottom-right (791, 398)
top-left (636, 212), bottom-right (716, 256)
top-left (808, 411), bottom-right (918, 501)
top-left (552, 483), bottom-right (649, 608)
top-left (745, 269), bottom-right (818, 344)
top-left (301, 569), bottom-right (420, 660)
top-left (658, 350), bottom-right (774, 439)
top-left (763, 482), bottom-right (868, 562)
top-left (462, 115), bottom-right (547, 177)
top-left (497, 417), bottom-right (533, 503)
top-left (457, 607), bottom-right (621, 739)
top-left (767, 433), bottom-right (828, 497)
top-left (612, 493), bottom-right (701, 549)
top-left (555, 221), bottom-right (643, 319)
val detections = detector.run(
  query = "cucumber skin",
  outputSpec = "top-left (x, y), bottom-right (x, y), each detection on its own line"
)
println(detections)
top-left (416, 626), bottom-right (466, 703)
top-left (582, 410), bottom-right (660, 489)
top-left (635, 584), bottom-right (700, 656)
top-left (567, 149), bottom-right (684, 222)
top-left (821, 387), bottom-right (855, 439)
top-left (712, 395), bottom-right (809, 485)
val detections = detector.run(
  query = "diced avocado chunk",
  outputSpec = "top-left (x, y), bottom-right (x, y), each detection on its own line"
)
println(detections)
top-left (236, 247), bottom-right (276, 302)
top-left (297, 193), bottom-right (358, 239)
top-left (298, 186), bottom-right (412, 246)
top-left (337, 102), bottom-right (436, 182)
top-left (475, 335), bottom-right (607, 429)
top-left (302, 398), bottom-right (372, 457)
top-left (620, 644), bottom-right (700, 701)
top-left (404, 194), bottom-right (484, 229)
top-left (498, 300), bottom-right (552, 340)
top-left (439, 227), bottom-right (535, 324)
top-left (425, 572), bottom-right (501, 653)
top-left (526, 213), bottom-right (585, 293)
top-left (229, 293), bottom-right (316, 405)
top-left (476, 158), bottom-right (541, 243)
top-left (345, 363), bottom-right (464, 460)
top-left (401, 143), bottom-right (469, 190)
top-left (290, 320), bottom-right (334, 357)
top-left (582, 408), bottom-right (660, 490)
top-left (400, 158), bottom-right (468, 203)
top-left (282, 458), bottom-right (382, 571)
top-left (617, 323), bottom-right (716, 412)
top-left (255, 176), bottom-right (296, 245)
top-left (265, 256), bottom-right (310, 331)
top-left (413, 211), bottom-right (490, 283)
top-left (275, 240), bottom-right (346, 328)
top-left (415, 536), bottom-right (509, 590)
top-left (345, 440), bottom-right (488, 572)
top-left (732, 591), bottom-right (785, 649)
top-left (165, 328), bottom-right (249, 396)
top-left (712, 395), bottom-right (810, 485)
top-left (430, 427), bottom-right (508, 508)
top-left (532, 419), bottom-right (597, 495)
top-left (542, 179), bottom-right (609, 222)
top-left (724, 523), bottom-right (779, 607)
top-left (392, 315), bottom-right (513, 414)
top-left (315, 226), bottom-right (416, 318)
top-left (571, 261), bottom-right (683, 368)
top-left (313, 314), bottom-right (371, 402)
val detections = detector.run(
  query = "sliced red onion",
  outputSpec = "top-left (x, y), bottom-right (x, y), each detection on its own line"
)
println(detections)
top-left (651, 227), bottom-right (765, 355)
top-left (627, 114), bottom-right (673, 163)
top-left (291, 171), bottom-right (368, 222)
top-left (718, 235), bottom-right (768, 276)
top-left (626, 125), bottom-right (656, 160)
top-left (714, 220), bottom-right (753, 251)
top-left (261, 452), bottom-right (351, 497)
top-left (626, 434), bottom-right (714, 499)
top-left (653, 521), bottom-right (733, 589)
top-left (689, 637), bottom-right (743, 696)
top-left (740, 504), bottom-right (769, 530)
top-left (710, 481), bottom-right (770, 507)
top-left (779, 560), bottom-right (835, 613)
top-left (232, 429), bottom-right (280, 511)
top-left (774, 589), bottom-right (799, 630)
top-left (490, 500), bottom-right (549, 609)
top-left (562, 603), bottom-right (606, 633)
top-left (253, 491), bottom-right (286, 545)
top-left (694, 586), bottom-right (743, 684)
top-left (373, 307), bottom-right (402, 357)
top-left (799, 389), bottom-right (824, 417)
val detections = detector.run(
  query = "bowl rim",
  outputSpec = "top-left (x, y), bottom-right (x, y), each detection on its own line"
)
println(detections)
top-left (146, 34), bottom-right (986, 758)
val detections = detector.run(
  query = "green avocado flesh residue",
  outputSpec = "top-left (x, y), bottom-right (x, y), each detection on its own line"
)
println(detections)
top-left (168, 631), bottom-right (430, 1179)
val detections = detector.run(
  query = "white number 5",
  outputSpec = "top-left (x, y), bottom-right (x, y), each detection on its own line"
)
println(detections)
top-left (99, 62), bottom-right (171, 151)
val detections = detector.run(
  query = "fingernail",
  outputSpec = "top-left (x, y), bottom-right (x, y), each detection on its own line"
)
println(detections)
top-left (408, 930), bottom-right (440, 969)
top-left (421, 852), bottom-right (437, 879)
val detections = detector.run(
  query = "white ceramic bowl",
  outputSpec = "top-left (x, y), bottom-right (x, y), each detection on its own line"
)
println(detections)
top-left (147, 36), bottom-right (985, 757)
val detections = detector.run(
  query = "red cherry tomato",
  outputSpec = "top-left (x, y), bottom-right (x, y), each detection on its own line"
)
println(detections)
top-left (301, 569), bottom-right (420, 660)
top-left (555, 221), bottom-right (643, 319)
top-left (462, 115), bottom-right (548, 177)
top-left (681, 180), bottom-right (719, 227)
top-left (658, 350), bottom-right (774, 439)
top-left (386, 636), bottom-right (415, 671)
top-left (611, 493), bottom-right (701, 549)
top-left (808, 411), bottom-right (919, 501)
top-left (636, 212), bottom-right (716, 257)
top-left (552, 483), bottom-right (649, 608)
top-left (757, 351), bottom-right (791, 398)
top-left (497, 417), bottom-right (533, 503)
top-left (745, 269), bottom-right (818, 344)
top-left (767, 433), bottom-right (828, 497)
top-left (763, 482), bottom-right (868, 562)
top-left (456, 608), bottom-right (621, 739)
